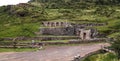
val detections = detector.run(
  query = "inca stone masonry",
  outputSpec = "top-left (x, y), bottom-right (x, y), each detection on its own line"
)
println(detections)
top-left (40, 21), bottom-right (106, 40)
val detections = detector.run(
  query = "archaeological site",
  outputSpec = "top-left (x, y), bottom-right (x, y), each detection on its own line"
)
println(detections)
top-left (40, 20), bottom-right (107, 41)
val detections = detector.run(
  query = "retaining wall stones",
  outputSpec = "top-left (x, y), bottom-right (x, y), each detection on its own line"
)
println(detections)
top-left (40, 27), bottom-right (76, 36)
top-left (0, 36), bottom-right (79, 41)
top-left (0, 38), bottom-right (107, 48)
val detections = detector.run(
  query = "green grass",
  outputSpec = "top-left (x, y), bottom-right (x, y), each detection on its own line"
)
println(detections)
top-left (0, 48), bottom-right (39, 52)
top-left (0, 23), bottom-right (40, 38)
top-left (15, 39), bottom-right (69, 43)
top-left (46, 42), bottom-right (106, 46)
top-left (42, 40), bottom-right (69, 43)
top-left (83, 53), bottom-right (119, 61)
top-left (108, 32), bottom-right (120, 38)
top-left (39, 35), bottom-right (79, 37)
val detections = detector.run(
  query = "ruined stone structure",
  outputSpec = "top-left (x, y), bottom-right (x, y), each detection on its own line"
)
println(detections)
top-left (40, 27), bottom-right (75, 36)
top-left (42, 21), bottom-right (71, 27)
top-left (78, 23), bottom-right (108, 27)
top-left (78, 29), bottom-right (98, 40)
top-left (40, 21), bottom-right (99, 40)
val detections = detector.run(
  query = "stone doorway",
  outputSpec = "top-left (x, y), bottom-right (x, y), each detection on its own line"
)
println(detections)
top-left (83, 33), bottom-right (86, 39)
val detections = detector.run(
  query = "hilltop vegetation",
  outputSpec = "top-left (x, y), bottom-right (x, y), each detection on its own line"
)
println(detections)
top-left (84, 53), bottom-right (119, 61)
top-left (0, 3), bottom-right (46, 38)
top-left (29, 0), bottom-right (120, 9)
top-left (0, 0), bottom-right (120, 38)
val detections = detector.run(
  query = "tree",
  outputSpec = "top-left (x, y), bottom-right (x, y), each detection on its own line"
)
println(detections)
top-left (111, 35), bottom-right (120, 59)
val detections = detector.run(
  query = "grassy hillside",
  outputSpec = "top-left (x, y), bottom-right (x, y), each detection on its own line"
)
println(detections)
top-left (83, 53), bottom-right (119, 61)
top-left (0, 3), bottom-right (47, 38)
top-left (0, 1), bottom-right (120, 38)
top-left (29, 0), bottom-right (120, 9)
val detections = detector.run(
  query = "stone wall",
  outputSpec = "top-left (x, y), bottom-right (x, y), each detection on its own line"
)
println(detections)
top-left (0, 36), bottom-right (79, 41)
top-left (42, 21), bottom-right (107, 27)
top-left (40, 27), bottom-right (76, 36)
top-left (77, 23), bottom-right (108, 27)
top-left (78, 29), bottom-right (98, 40)
top-left (40, 26), bottom-right (98, 40)
top-left (42, 21), bottom-right (71, 27)
top-left (0, 38), bottom-right (107, 48)
top-left (79, 29), bottom-right (92, 40)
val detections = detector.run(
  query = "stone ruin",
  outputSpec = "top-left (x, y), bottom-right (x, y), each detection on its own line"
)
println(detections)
top-left (42, 21), bottom-right (71, 27)
top-left (40, 27), bottom-right (75, 36)
top-left (40, 21), bottom-right (101, 40)
top-left (77, 29), bottom-right (98, 40)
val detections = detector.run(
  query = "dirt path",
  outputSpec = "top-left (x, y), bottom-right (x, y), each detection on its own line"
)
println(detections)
top-left (0, 43), bottom-right (109, 61)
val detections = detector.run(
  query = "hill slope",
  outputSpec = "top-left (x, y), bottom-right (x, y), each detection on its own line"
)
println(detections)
top-left (29, 0), bottom-right (120, 9)
top-left (0, 1), bottom-right (120, 38)
top-left (0, 3), bottom-right (47, 38)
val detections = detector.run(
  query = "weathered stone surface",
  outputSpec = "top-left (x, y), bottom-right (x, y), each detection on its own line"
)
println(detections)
top-left (0, 36), bottom-right (79, 41)
top-left (42, 21), bottom-right (107, 27)
top-left (42, 21), bottom-right (71, 27)
top-left (40, 21), bottom-right (107, 40)
top-left (40, 27), bottom-right (75, 36)
top-left (78, 28), bottom-right (98, 40)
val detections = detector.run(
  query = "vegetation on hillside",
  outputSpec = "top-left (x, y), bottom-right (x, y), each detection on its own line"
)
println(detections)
top-left (29, 0), bottom-right (120, 9)
top-left (0, 3), bottom-right (46, 38)
top-left (0, 0), bottom-right (120, 38)
top-left (0, 48), bottom-right (38, 52)
top-left (111, 35), bottom-right (120, 59)
top-left (83, 35), bottom-right (120, 61)
top-left (83, 53), bottom-right (119, 61)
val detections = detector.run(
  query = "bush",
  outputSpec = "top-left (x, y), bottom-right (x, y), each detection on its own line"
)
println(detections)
top-left (111, 36), bottom-right (120, 59)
